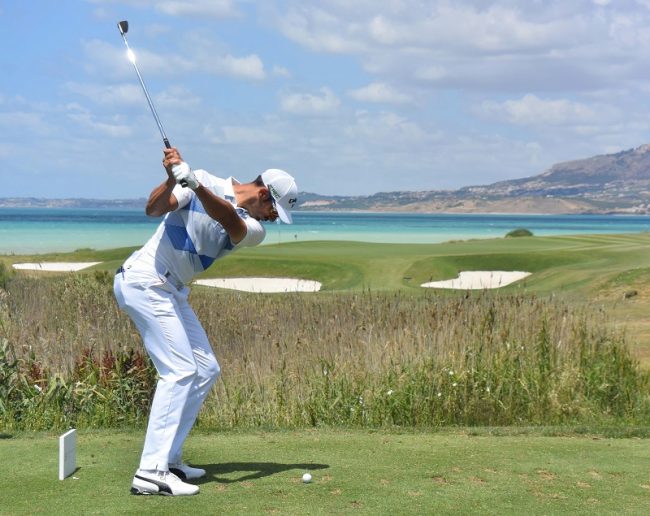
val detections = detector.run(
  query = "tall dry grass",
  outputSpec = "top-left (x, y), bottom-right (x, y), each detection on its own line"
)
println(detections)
top-left (1, 272), bottom-right (648, 430)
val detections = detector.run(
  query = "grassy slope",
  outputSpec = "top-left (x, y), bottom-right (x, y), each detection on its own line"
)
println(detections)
top-left (1, 429), bottom-right (649, 515)
top-left (3, 233), bottom-right (650, 365)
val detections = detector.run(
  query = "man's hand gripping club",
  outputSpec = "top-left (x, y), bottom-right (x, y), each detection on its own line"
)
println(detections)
top-left (163, 148), bottom-right (199, 190)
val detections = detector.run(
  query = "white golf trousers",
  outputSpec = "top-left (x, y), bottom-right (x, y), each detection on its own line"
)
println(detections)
top-left (114, 271), bottom-right (221, 471)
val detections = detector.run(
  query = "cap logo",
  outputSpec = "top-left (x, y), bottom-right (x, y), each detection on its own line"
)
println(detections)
top-left (268, 184), bottom-right (281, 200)
top-left (288, 197), bottom-right (297, 207)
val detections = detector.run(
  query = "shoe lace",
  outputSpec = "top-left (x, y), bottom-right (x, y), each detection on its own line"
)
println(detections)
top-left (157, 470), bottom-right (179, 482)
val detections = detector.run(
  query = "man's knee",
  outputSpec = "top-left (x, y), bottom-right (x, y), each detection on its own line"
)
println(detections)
top-left (205, 359), bottom-right (221, 382)
top-left (172, 364), bottom-right (199, 384)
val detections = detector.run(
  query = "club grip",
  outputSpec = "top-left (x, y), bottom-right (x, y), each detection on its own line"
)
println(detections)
top-left (164, 138), bottom-right (187, 187)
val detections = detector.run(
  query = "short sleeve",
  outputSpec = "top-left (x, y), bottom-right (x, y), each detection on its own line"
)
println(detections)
top-left (235, 216), bottom-right (266, 248)
top-left (171, 169), bottom-right (211, 210)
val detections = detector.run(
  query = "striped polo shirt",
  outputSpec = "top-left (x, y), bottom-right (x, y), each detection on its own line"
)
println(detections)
top-left (124, 170), bottom-right (265, 285)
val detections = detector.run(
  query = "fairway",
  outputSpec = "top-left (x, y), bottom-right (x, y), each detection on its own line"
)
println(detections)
top-left (0, 429), bottom-right (649, 515)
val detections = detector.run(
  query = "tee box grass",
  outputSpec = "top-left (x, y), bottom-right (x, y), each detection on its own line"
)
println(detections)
top-left (1, 429), bottom-right (649, 515)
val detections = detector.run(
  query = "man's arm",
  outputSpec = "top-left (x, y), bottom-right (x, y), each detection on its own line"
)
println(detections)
top-left (193, 185), bottom-right (247, 244)
top-left (161, 147), bottom-right (247, 243)
top-left (145, 148), bottom-right (184, 217)
top-left (145, 175), bottom-right (179, 217)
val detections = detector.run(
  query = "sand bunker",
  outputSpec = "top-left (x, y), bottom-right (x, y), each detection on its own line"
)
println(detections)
top-left (421, 271), bottom-right (531, 290)
top-left (12, 262), bottom-right (101, 272)
top-left (194, 277), bottom-right (322, 293)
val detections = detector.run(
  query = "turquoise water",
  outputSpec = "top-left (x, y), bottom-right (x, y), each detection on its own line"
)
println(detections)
top-left (1, 208), bottom-right (650, 254)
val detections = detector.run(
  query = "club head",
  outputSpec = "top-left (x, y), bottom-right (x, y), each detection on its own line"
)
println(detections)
top-left (117, 20), bottom-right (129, 35)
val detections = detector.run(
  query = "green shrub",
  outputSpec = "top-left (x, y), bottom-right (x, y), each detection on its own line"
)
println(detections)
top-left (0, 339), bottom-right (156, 431)
top-left (505, 228), bottom-right (534, 237)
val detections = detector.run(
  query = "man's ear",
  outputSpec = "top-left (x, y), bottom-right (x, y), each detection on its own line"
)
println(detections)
top-left (258, 187), bottom-right (270, 201)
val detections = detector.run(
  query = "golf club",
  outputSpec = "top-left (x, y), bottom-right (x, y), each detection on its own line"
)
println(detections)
top-left (117, 20), bottom-right (187, 187)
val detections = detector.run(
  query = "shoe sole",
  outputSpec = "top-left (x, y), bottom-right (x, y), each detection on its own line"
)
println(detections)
top-left (130, 486), bottom-right (171, 496)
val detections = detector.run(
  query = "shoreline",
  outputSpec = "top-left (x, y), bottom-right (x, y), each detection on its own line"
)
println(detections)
top-left (1, 204), bottom-right (648, 216)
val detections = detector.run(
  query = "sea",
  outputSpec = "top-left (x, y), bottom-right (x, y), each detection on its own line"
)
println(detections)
top-left (1, 207), bottom-right (650, 255)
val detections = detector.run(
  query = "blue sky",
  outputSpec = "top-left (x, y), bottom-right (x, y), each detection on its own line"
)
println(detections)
top-left (3, 0), bottom-right (650, 198)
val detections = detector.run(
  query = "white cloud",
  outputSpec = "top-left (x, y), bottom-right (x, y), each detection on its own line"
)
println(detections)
top-left (272, 65), bottom-right (291, 78)
top-left (156, 0), bottom-right (240, 18)
top-left (218, 125), bottom-right (283, 145)
top-left (207, 54), bottom-right (266, 80)
top-left (64, 82), bottom-right (143, 105)
top-left (478, 94), bottom-right (598, 126)
top-left (156, 86), bottom-right (202, 109)
top-left (0, 111), bottom-right (51, 136)
top-left (347, 82), bottom-right (411, 104)
top-left (86, 0), bottom-right (240, 18)
top-left (65, 105), bottom-right (132, 138)
top-left (275, 2), bottom-right (581, 54)
top-left (269, 1), bottom-right (650, 94)
top-left (83, 39), bottom-right (192, 80)
top-left (280, 88), bottom-right (340, 116)
top-left (274, 6), bottom-right (368, 53)
top-left (344, 110), bottom-right (434, 146)
top-left (63, 82), bottom-right (202, 115)
top-left (84, 36), bottom-right (266, 82)
top-left (414, 65), bottom-right (447, 83)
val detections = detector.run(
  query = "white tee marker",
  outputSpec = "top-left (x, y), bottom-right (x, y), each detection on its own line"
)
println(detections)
top-left (59, 429), bottom-right (77, 480)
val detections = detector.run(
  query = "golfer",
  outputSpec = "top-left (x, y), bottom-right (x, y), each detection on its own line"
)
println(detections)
top-left (114, 147), bottom-right (298, 496)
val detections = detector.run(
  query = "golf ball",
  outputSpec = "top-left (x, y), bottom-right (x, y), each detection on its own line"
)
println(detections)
top-left (302, 473), bottom-right (312, 483)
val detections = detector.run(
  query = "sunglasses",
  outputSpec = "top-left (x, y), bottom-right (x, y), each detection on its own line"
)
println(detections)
top-left (266, 192), bottom-right (279, 217)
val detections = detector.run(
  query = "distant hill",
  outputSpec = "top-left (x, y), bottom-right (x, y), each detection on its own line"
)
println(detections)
top-left (298, 144), bottom-right (650, 214)
top-left (3, 145), bottom-right (650, 214)
top-left (0, 197), bottom-right (148, 210)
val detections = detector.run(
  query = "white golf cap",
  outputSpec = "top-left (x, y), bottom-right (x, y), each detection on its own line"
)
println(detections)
top-left (261, 168), bottom-right (298, 224)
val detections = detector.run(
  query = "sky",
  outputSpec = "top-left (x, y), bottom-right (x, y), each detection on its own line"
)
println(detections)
top-left (3, 0), bottom-right (650, 198)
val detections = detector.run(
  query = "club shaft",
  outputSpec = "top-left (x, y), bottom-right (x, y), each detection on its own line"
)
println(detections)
top-left (133, 63), bottom-right (169, 144)
top-left (119, 34), bottom-right (170, 146)
top-left (118, 22), bottom-right (186, 186)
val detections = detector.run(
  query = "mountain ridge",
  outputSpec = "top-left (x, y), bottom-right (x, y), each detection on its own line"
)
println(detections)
top-left (298, 144), bottom-right (650, 214)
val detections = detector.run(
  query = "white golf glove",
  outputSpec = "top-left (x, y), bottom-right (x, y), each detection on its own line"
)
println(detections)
top-left (172, 162), bottom-right (199, 190)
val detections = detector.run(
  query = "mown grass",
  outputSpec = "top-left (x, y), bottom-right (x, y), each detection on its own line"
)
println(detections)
top-left (1, 429), bottom-right (649, 515)
top-left (4, 233), bottom-right (650, 294)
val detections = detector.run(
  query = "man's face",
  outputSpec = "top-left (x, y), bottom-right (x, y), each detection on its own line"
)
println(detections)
top-left (250, 188), bottom-right (279, 222)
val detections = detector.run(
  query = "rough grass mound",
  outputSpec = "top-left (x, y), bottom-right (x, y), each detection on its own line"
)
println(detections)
top-left (1, 273), bottom-right (648, 430)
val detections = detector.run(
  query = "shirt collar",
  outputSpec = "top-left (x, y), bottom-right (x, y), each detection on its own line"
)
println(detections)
top-left (224, 177), bottom-right (239, 204)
